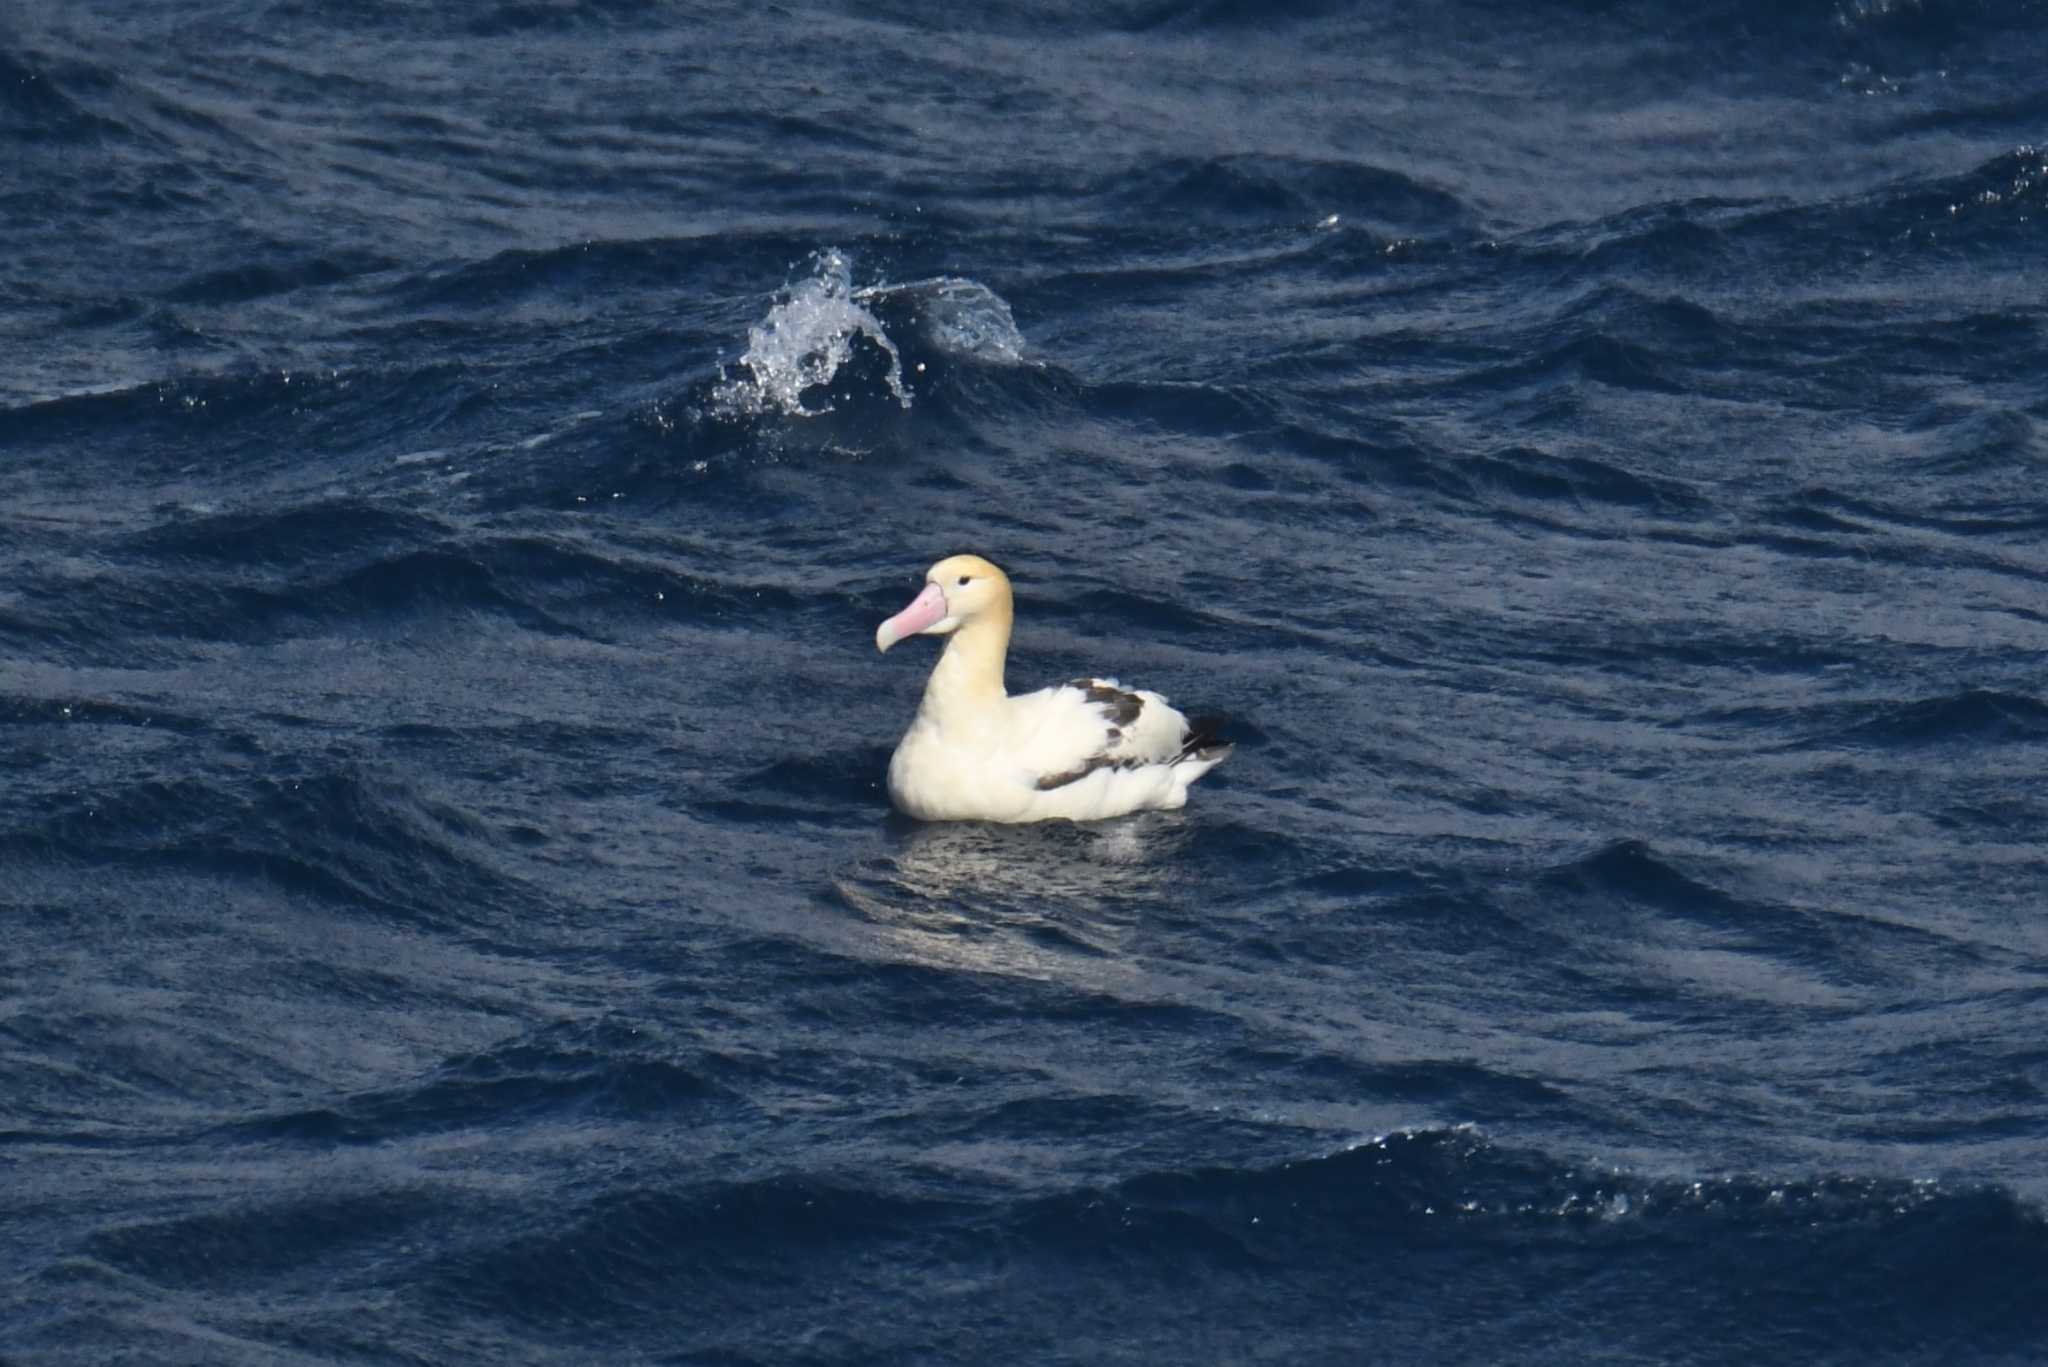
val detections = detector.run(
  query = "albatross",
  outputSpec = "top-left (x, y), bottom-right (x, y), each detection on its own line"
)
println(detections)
top-left (874, 554), bottom-right (1230, 822)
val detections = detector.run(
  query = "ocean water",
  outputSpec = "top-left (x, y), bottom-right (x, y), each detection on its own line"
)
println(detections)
top-left (4, 1), bottom-right (2047, 1362)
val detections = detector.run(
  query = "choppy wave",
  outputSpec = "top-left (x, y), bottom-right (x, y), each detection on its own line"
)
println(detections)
top-left (19, 1125), bottom-right (2045, 1361)
top-left (7, 0), bottom-right (2048, 1363)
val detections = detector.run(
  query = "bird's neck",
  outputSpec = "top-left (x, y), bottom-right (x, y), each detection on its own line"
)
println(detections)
top-left (922, 608), bottom-right (1011, 717)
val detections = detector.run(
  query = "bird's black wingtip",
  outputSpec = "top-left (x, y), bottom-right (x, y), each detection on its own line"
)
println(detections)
top-left (1180, 712), bottom-right (1231, 762)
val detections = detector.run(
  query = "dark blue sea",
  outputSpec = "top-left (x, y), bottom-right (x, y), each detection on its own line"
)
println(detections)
top-left (5, 2), bottom-right (2048, 1362)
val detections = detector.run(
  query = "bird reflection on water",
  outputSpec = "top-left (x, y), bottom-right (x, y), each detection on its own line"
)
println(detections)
top-left (830, 815), bottom-right (1195, 988)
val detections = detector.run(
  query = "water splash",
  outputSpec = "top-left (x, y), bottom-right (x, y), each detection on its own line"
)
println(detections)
top-left (711, 250), bottom-right (909, 418)
top-left (864, 275), bottom-right (1028, 366)
top-left (709, 250), bottom-right (1028, 421)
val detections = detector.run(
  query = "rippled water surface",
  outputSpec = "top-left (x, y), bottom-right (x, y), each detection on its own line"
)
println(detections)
top-left (5, 2), bottom-right (2047, 1363)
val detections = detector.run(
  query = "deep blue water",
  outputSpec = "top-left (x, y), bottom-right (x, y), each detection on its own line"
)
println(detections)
top-left (5, 2), bottom-right (2048, 1362)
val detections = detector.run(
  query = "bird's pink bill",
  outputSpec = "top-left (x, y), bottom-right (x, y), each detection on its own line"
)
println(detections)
top-left (875, 582), bottom-right (949, 653)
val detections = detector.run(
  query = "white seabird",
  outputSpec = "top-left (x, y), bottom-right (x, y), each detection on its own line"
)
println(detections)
top-left (875, 554), bottom-right (1230, 822)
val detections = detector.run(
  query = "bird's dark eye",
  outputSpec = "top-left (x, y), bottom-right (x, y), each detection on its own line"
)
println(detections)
top-left (957, 575), bottom-right (971, 586)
